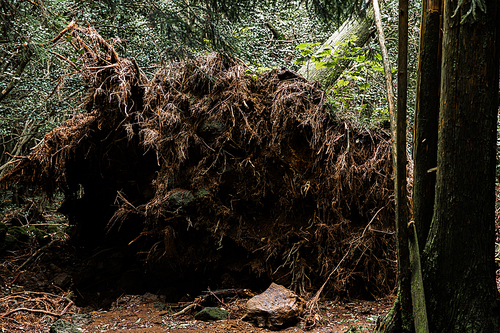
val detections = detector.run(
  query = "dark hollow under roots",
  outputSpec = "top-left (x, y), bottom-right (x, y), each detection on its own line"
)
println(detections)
top-left (2, 26), bottom-right (400, 303)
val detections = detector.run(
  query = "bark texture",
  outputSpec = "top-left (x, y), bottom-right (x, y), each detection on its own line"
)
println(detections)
top-left (422, 0), bottom-right (500, 331)
top-left (412, 0), bottom-right (442, 252)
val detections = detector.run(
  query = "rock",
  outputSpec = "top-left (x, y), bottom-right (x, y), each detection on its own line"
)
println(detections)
top-left (242, 283), bottom-right (305, 330)
top-left (72, 313), bottom-right (94, 327)
top-left (49, 319), bottom-right (81, 333)
top-left (140, 292), bottom-right (165, 303)
top-left (153, 302), bottom-right (166, 310)
top-left (194, 307), bottom-right (229, 321)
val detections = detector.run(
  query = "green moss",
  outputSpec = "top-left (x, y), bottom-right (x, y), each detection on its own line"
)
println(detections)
top-left (27, 226), bottom-right (51, 245)
top-left (8, 226), bottom-right (29, 242)
top-left (49, 319), bottom-right (80, 333)
top-left (168, 190), bottom-right (195, 208)
top-left (1, 235), bottom-right (17, 252)
top-left (199, 120), bottom-right (223, 133)
top-left (47, 225), bottom-right (59, 234)
top-left (194, 307), bottom-right (229, 321)
top-left (196, 188), bottom-right (209, 198)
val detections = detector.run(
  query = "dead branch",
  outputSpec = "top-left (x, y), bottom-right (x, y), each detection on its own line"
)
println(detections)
top-left (1, 307), bottom-right (61, 318)
top-left (48, 50), bottom-right (79, 69)
top-left (59, 300), bottom-right (74, 316)
top-left (166, 296), bottom-right (209, 317)
top-left (207, 287), bottom-right (227, 307)
top-left (51, 20), bottom-right (76, 43)
top-left (0, 44), bottom-right (32, 103)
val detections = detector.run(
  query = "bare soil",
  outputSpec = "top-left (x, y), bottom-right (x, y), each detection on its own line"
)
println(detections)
top-left (78, 295), bottom-right (393, 333)
top-left (0, 285), bottom-right (393, 332)
top-left (0, 229), bottom-right (393, 333)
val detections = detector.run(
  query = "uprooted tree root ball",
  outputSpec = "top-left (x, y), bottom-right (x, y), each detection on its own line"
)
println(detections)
top-left (2, 26), bottom-right (399, 301)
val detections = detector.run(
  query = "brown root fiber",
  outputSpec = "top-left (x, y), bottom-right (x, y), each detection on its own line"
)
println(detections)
top-left (1, 27), bottom-right (397, 299)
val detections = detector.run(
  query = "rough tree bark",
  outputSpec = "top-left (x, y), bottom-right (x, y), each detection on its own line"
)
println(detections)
top-left (297, 7), bottom-right (374, 88)
top-left (412, 0), bottom-right (442, 252)
top-left (377, 0), bottom-right (500, 331)
top-left (420, 0), bottom-right (500, 331)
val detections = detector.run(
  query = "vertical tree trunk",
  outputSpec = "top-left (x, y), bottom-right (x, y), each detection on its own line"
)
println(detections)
top-left (372, 0), bottom-right (411, 329)
top-left (408, 1), bottom-right (443, 328)
top-left (421, 0), bottom-right (500, 330)
top-left (395, 0), bottom-right (412, 330)
top-left (412, 0), bottom-right (442, 251)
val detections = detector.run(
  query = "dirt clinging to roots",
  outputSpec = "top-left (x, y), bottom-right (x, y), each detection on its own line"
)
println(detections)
top-left (2, 26), bottom-right (397, 300)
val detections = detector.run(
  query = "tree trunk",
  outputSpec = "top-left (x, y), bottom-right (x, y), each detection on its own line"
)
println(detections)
top-left (373, 0), bottom-right (412, 330)
top-left (394, 0), bottom-right (413, 329)
top-left (421, 0), bottom-right (500, 330)
top-left (412, 0), bottom-right (442, 252)
top-left (407, 1), bottom-right (443, 330)
top-left (297, 8), bottom-right (374, 88)
top-left (378, 0), bottom-right (500, 332)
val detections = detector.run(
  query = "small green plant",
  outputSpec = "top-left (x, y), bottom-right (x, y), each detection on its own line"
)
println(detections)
top-left (295, 37), bottom-right (394, 128)
top-left (244, 64), bottom-right (274, 75)
top-left (344, 325), bottom-right (360, 333)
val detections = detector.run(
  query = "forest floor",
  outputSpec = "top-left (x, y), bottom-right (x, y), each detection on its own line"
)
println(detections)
top-left (60, 295), bottom-right (393, 333)
top-left (1, 231), bottom-right (499, 333)
top-left (0, 283), bottom-right (393, 332)
top-left (0, 231), bottom-right (394, 332)
top-left (0, 214), bottom-right (391, 333)
top-left (1, 186), bottom-right (500, 332)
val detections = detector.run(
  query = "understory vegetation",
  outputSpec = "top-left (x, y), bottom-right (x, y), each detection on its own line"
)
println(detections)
top-left (1, 1), bottom-right (500, 332)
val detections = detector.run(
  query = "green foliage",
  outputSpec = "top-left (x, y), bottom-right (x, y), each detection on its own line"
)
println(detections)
top-left (304, 0), bottom-right (367, 23)
top-left (295, 37), bottom-right (393, 128)
top-left (231, 6), bottom-right (332, 70)
top-left (0, 0), bottom-right (412, 173)
top-left (0, 0), bottom-right (87, 168)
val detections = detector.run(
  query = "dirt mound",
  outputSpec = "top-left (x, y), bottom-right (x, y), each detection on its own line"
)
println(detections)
top-left (1, 26), bottom-right (396, 300)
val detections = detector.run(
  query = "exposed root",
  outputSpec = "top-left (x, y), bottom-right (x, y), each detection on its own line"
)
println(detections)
top-left (1, 25), bottom-right (404, 299)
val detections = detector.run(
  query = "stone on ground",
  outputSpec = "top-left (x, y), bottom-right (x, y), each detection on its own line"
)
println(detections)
top-left (194, 307), bottom-right (230, 321)
top-left (49, 319), bottom-right (81, 333)
top-left (242, 282), bottom-right (305, 330)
